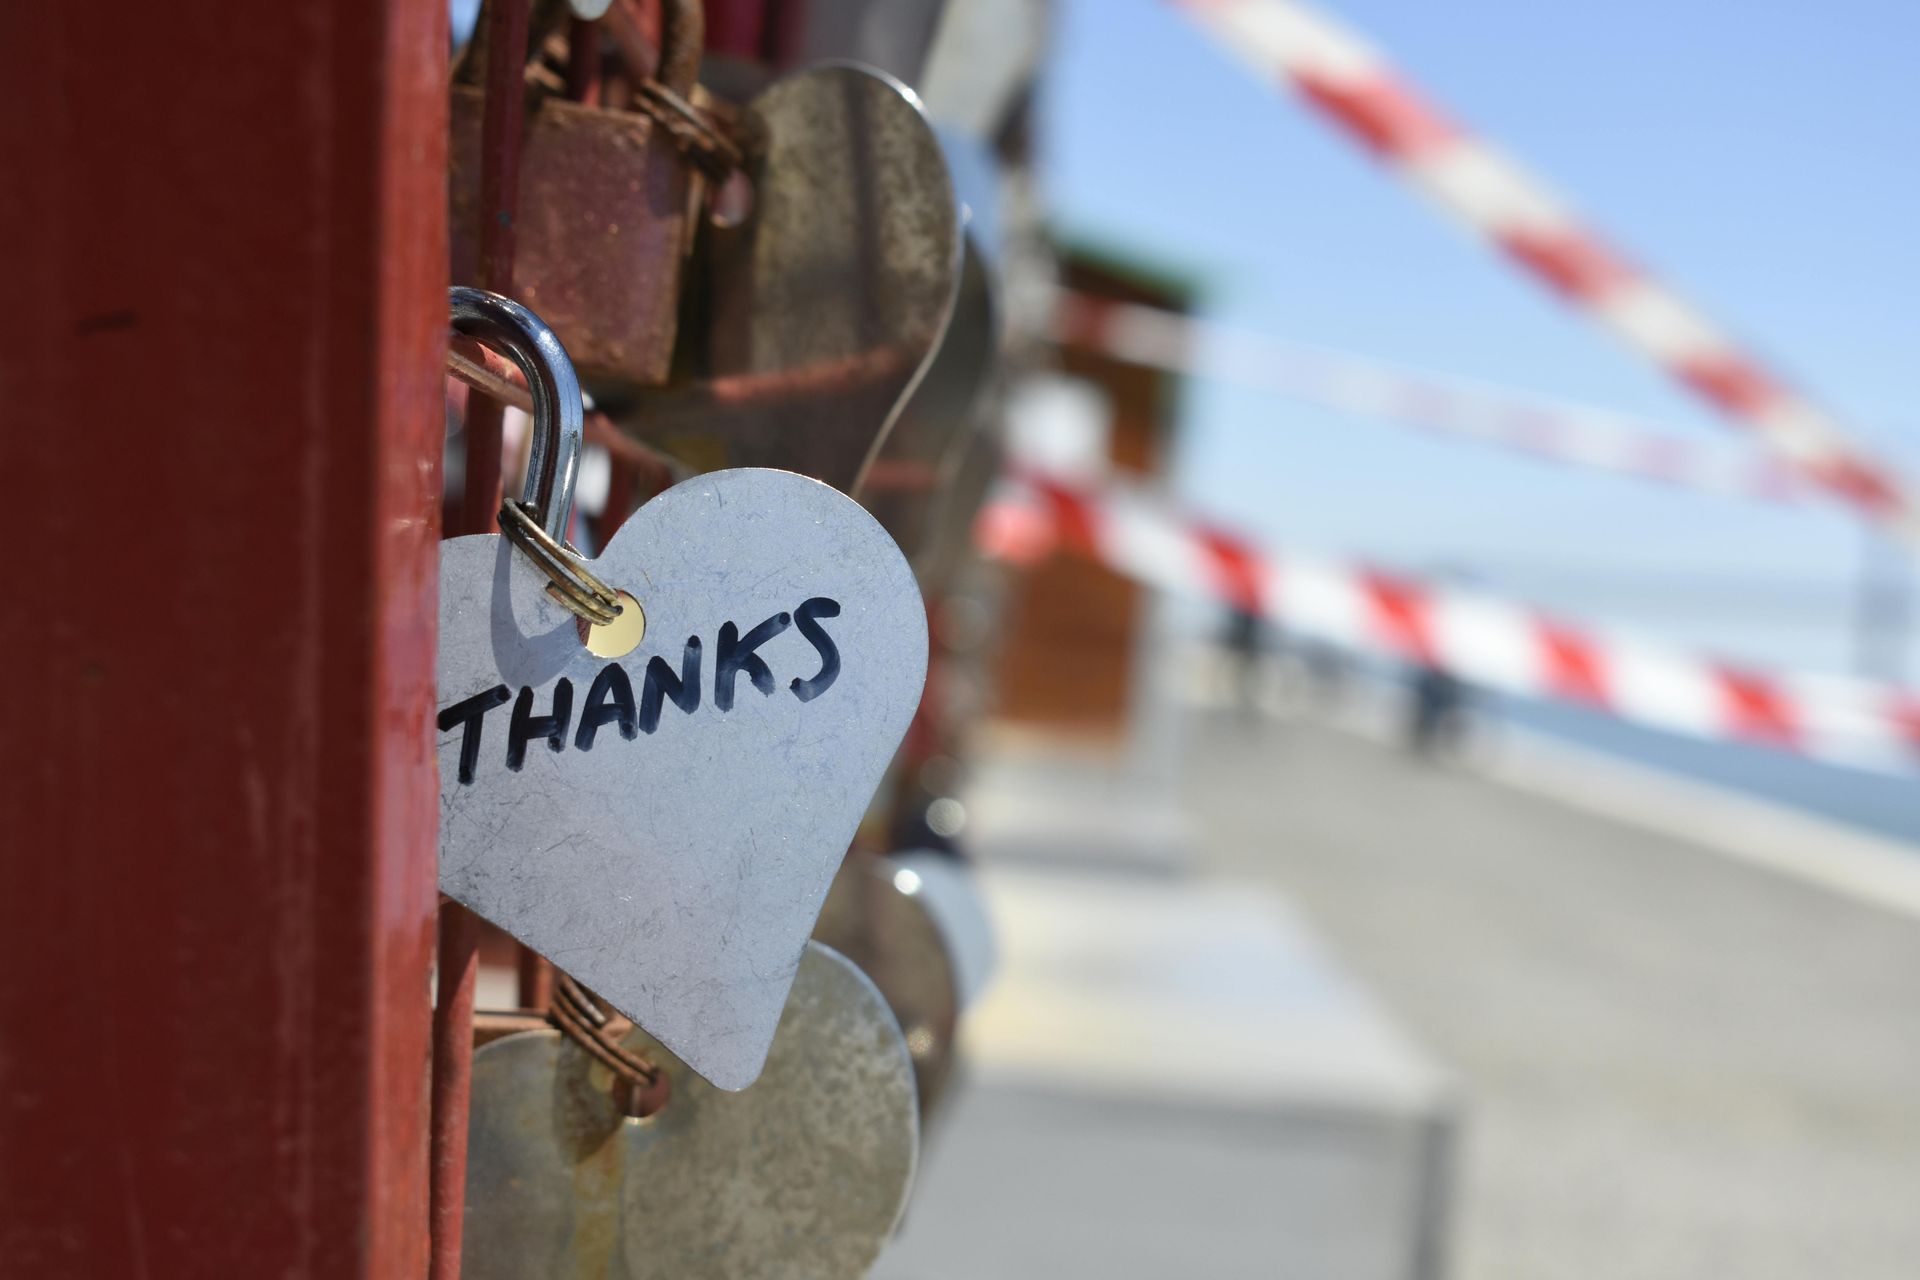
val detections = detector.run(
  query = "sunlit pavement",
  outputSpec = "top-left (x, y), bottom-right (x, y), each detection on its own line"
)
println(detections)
top-left (878, 707), bottom-right (1920, 1279)
top-left (1185, 708), bottom-right (1920, 1279)
top-left (877, 731), bottom-right (1453, 1280)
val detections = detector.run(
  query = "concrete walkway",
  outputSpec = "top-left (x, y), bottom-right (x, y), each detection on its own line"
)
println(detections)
top-left (1184, 709), bottom-right (1920, 1280)
top-left (875, 725), bottom-right (1453, 1279)
top-left (877, 866), bottom-right (1450, 1279)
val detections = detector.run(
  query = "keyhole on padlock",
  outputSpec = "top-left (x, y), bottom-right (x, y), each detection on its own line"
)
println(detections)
top-left (579, 589), bottom-right (647, 658)
top-left (616, 1067), bottom-right (672, 1120)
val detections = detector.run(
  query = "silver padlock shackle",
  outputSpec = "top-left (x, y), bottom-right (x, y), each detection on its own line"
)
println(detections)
top-left (450, 285), bottom-right (582, 542)
top-left (450, 286), bottom-right (621, 625)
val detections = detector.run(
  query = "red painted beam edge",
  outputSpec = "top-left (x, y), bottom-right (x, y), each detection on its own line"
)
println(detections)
top-left (0, 2), bottom-right (446, 1275)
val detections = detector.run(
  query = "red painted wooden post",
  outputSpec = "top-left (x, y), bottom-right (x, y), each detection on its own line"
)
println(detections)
top-left (0, 2), bottom-right (445, 1275)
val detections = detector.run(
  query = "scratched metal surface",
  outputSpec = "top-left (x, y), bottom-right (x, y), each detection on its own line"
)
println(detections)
top-left (857, 227), bottom-right (1001, 569)
top-left (438, 469), bottom-right (927, 1090)
top-left (632, 63), bottom-right (961, 493)
top-left (463, 943), bottom-right (918, 1279)
top-left (813, 855), bottom-right (962, 1122)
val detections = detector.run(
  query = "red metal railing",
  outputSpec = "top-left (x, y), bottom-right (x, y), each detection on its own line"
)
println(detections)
top-left (433, 2), bottom-right (533, 1276)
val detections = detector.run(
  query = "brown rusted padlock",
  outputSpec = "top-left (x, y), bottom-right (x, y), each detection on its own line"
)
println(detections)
top-left (450, 0), bottom-right (721, 390)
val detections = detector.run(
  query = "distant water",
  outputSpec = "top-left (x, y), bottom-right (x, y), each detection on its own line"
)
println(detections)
top-left (1496, 697), bottom-right (1920, 849)
top-left (1188, 631), bottom-right (1917, 849)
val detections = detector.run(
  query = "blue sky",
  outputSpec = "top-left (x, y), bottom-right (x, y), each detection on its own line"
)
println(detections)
top-left (1038, 0), bottom-right (1919, 674)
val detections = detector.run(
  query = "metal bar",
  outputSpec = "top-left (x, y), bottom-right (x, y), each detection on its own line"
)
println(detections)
top-left (443, 347), bottom-right (678, 511)
top-left (448, 342), bottom-right (532, 410)
top-left (434, 1), bottom-right (533, 1276)
top-left (556, 4), bottom-right (604, 580)
top-left (454, 0), bottom-right (533, 537)
top-left (568, 17), bottom-right (603, 103)
top-left (431, 902), bottom-right (484, 1279)
top-left (517, 947), bottom-right (557, 1010)
top-left (0, 0), bottom-right (445, 1273)
top-left (704, 0), bottom-right (766, 59)
top-left (456, 343), bottom-right (510, 539)
top-left (764, 0), bottom-right (809, 69)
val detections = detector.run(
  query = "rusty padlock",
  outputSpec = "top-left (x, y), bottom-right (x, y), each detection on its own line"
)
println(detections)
top-left (450, 0), bottom-right (718, 390)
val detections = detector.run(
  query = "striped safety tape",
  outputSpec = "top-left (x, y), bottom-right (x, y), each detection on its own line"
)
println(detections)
top-left (1053, 290), bottom-right (1810, 506)
top-left (978, 466), bottom-right (1920, 773)
top-left (1174, 0), bottom-right (1920, 545)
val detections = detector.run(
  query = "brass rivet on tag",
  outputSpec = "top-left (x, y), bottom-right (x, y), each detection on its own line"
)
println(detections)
top-left (581, 590), bottom-right (646, 658)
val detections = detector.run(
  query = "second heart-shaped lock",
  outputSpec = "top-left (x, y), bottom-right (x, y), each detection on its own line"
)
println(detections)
top-left (437, 467), bottom-right (926, 1091)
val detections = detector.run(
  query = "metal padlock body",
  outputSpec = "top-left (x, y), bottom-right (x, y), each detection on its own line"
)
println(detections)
top-left (450, 89), bottom-right (690, 389)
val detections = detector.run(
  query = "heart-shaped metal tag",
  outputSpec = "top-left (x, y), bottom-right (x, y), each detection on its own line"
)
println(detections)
top-left (437, 468), bottom-right (926, 1089)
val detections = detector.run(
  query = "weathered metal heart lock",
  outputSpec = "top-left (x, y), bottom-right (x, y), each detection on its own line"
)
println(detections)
top-left (463, 942), bottom-right (918, 1280)
top-left (628, 63), bottom-right (962, 493)
top-left (856, 226), bottom-right (1002, 574)
top-left (438, 288), bottom-right (926, 1091)
top-left (812, 853), bottom-right (963, 1122)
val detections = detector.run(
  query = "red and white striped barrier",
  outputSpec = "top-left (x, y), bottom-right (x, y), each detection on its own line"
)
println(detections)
top-left (1174, 0), bottom-right (1920, 545)
top-left (978, 467), bottom-right (1920, 772)
top-left (1052, 291), bottom-right (1809, 506)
